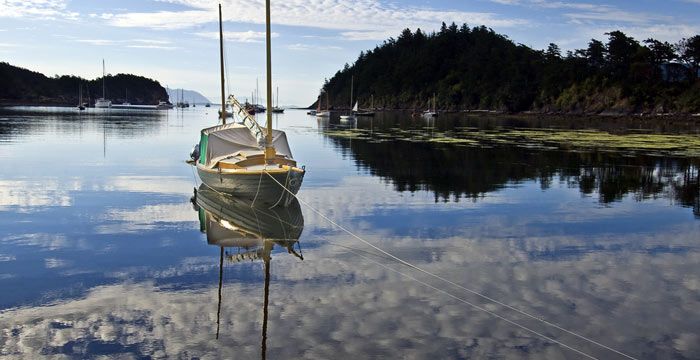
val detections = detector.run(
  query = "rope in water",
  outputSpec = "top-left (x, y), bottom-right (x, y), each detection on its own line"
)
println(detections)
top-left (326, 241), bottom-right (599, 359)
top-left (263, 171), bottom-right (637, 360)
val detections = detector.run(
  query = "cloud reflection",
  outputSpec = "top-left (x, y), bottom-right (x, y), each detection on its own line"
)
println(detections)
top-left (1, 220), bottom-right (699, 359)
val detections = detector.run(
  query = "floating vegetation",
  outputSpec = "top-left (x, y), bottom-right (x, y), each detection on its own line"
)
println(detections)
top-left (323, 127), bottom-right (700, 158)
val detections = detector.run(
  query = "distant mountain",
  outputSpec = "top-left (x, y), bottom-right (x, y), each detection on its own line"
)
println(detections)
top-left (0, 62), bottom-right (168, 106)
top-left (166, 88), bottom-right (212, 105)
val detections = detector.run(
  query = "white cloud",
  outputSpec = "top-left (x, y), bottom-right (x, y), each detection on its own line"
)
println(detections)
top-left (193, 30), bottom-right (279, 43)
top-left (102, 176), bottom-right (193, 196)
top-left (0, 0), bottom-right (78, 20)
top-left (107, 0), bottom-right (528, 41)
top-left (0, 179), bottom-right (74, 212)
top-left (286, 43), bottom-right (343, 51)
top-left (75, 38), bottom-right (178, 50)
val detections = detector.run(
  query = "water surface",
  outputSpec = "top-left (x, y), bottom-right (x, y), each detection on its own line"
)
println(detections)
top-left (1, 108), bottom-right (699, 359)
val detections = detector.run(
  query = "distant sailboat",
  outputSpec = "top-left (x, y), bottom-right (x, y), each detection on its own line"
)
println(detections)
top-left (272, 86), bottom-right (284, 113)
top-left (122, 88), bottom-right (131, 106)
top-left (94, 59), bottom-right (112, 108)
top-left (316, 92), bottom-right (330, 118)
top-left (340, 76), bottom-right (357, 121)
top-left (423, 93), bottom-right (438, 117)
top-left (76, 83), bottom-right (85, 111)
top-left (357, 94), bottom-right (375, 117)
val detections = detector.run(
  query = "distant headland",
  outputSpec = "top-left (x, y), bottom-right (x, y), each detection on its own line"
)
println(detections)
top-left (0, 62), bottom-right (169, 106)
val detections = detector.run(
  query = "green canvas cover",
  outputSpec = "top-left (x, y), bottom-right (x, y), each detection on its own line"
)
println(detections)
top-left (199, 132), bottom-right (208, 165)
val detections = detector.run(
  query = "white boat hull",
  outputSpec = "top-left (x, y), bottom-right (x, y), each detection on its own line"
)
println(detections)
top-left (95, 99), bottom-right (112, 108)
top-left (197, 165), bottom-right (304, 207)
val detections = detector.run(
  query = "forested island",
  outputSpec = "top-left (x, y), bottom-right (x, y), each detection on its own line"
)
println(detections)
top-left (0, 62), bottom-right (169, 106)
top-left (317, 24), bottom-right (700, 114)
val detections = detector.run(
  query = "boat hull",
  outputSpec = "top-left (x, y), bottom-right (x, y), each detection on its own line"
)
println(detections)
top-left (197, 165), bottom-right (304, 207)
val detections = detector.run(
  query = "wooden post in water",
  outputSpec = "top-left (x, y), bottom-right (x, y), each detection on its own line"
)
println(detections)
top-left (218, 3), bottom-right (226, 124)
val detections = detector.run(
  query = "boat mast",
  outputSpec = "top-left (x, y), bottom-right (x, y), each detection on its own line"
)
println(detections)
top-left (264, 0), bottom-right (274, 159)
top-left (349, 75), bottom-right (353, 110)
top-left (102, 59), bottom-right (106, 99)
top-left (218, 3), bottom-right (226, 123)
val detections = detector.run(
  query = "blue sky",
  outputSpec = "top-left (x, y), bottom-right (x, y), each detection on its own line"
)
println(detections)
top-left (1, 0), bottom-right (699, 105)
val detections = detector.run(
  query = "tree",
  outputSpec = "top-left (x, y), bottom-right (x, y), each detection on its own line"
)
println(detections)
top-left (644, 39), bottom-right (676, 65)
top-left (545, 43), bottom-right (562, 60)
top-left (605, 31), bottom-right (639, 78)
top-left (677, 36), bottom-right (700, 81)
top-left (586, 39), bottom-right (606, 68)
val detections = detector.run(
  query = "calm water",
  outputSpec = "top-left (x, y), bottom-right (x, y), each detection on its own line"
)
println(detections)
top-left (0, 107), bottom-right (699, 359)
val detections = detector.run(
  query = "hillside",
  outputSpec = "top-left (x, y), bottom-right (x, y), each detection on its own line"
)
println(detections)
top-left (166, 88), bottom-right (212, 105)
top-left (0, 62), bottom-right (169, 106)
top-left (317, 25), bottom-right (700, 114)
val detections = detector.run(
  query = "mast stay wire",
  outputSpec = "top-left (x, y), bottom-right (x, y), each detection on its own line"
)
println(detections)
top-left (263, 171), bottom-right (637, 360)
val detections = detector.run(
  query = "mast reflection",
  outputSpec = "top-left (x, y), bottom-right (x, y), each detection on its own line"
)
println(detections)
top-left (192, 184), bottom-right (304, 358)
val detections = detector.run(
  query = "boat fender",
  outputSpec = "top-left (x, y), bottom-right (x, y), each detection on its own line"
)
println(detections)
top-left (190, 143), bottom-right (200, 161)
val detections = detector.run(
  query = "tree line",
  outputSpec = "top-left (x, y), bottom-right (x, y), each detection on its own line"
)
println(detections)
top-left (0, 62), bottom-right (169, 105)
top-left (317, 23), bottom-right (700, 113)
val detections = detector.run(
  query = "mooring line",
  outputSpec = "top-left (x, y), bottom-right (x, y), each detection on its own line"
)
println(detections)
top-left (331, 242), bottom-right (599, 359)
top-left (263, 171), bottom-right (637, 360)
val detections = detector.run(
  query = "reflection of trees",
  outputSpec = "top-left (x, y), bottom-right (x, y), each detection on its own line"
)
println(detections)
top-left (326, 135), bottom-right (700, 217)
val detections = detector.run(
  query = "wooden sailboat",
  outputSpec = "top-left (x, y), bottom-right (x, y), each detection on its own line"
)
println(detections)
top-left (191, 2), bottom-right (305, 207)
top-left (315, 92), bottom-right (330, 117)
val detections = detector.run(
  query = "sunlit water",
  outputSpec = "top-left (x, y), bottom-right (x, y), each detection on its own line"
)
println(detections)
top-left (0, 107), bottom-right (698, 359)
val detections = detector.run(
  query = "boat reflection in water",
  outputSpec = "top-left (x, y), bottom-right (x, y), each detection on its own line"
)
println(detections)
top-left (192, 184), bottom-right (304, 358)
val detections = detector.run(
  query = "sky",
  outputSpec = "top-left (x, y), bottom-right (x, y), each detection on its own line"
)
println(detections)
top-left (1, 0), bottom-right (699, 106)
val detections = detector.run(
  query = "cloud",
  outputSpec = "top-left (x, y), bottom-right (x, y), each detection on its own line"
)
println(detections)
top-left (193, 30), bottom-right (279, 43)
top-left (102, 176), bottom-right (193, 196)
top-left (107, 0), bottom-right (527, 41)
top-left (0, 179), bottom-right (74, 212)
top-left (0, 0), bottom-right (78, 20)
top-left (97, 203), bottom-right (198, 234)
top-left (75, 39), bottom-right (178, 50)
top-left (1, 222), bottom-right (699, 359)
top-left (286, 43), bottom-right (343, 51)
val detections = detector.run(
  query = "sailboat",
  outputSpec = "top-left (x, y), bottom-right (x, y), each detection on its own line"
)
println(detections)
top-left (271, 86), bottom-right (284, 113)
top-left (94, 59), bottom-right (112, 108)
top-left (423, 93), bottom-right (438, 117)
top-left (76, 83), bottom-right (85, 111)
top-left (340, 76), bottom-right (357, 121)
top-left (190, 2), bottom-right (305, 207)
top-left (315, 92), bottom-right (330, 118)
top-left (307, 97), bottom-right (317, 116)
top-left (340, 102), bottom-right (358, 121)
top-left (122, 88), bottom-right (131, 106)
top-left (357, 94), bottom-right (375, 117)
